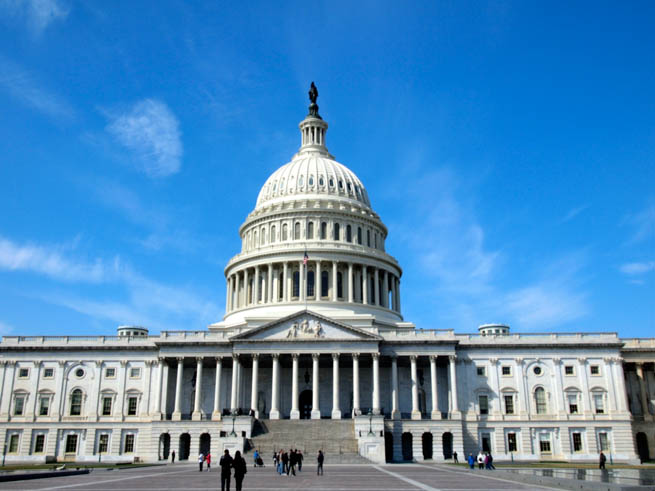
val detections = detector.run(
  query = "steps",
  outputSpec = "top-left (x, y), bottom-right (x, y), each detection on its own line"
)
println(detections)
top-left (245, 419), bottom-right (369, 464)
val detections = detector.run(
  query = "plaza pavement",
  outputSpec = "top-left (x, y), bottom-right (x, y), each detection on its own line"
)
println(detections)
top-left (0, 462), bottom-right (560, 490)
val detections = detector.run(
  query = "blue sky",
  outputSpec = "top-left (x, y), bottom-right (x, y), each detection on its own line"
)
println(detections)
top-left (0, 1), bottom-right (653, 338)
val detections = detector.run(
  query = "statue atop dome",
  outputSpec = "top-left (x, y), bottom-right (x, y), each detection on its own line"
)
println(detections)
top-left (308, 81), bottom-right (321, 119)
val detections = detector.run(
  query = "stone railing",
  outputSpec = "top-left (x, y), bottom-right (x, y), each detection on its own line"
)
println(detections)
top-left (455, 332), bottom-right (621, 344)
top-left (622, 338), bottom-right (655, 349)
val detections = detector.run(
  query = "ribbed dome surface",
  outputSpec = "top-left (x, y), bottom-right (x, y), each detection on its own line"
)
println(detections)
top-left (255, 155), bottom-right (371, 210)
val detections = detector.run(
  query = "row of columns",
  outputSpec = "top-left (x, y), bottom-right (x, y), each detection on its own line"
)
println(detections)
top-left (169, 353), bottom-right (459, 421)
top-left (226, 261), bottom-right (401, 314)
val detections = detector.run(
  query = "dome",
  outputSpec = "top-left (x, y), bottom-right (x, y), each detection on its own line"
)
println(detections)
top-left (255, 155), bottom-right (371, 210)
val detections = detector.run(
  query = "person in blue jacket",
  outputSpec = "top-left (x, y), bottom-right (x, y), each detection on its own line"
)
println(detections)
top-left (467, 453), bottom-right (475, 469)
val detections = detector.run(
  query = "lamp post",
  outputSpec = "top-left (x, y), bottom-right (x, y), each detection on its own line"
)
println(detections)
top-left (367, 410), bottom-right (374, 436)
top-left (230, 414), bottom-right (237, 437)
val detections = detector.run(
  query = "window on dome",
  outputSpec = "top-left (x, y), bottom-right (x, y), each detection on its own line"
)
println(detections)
top-left (270, 225), bottom-right (276, 243)
top-left (320, 222), bottom-right (327, 239)
top-left (299, 175), bottom-right (304, 187)
top-left (374, 233), bottom-right (378, 249)
top-left (261, 228), bottom-right (266, 245)
top-left (319, 176), bottom-right (325, 187)
top-left (309, 176), bottom-right (314, 187)
top-left (282, 224), bottom-right (288, 241)
top-left (273, 182), bottom-right (277, 192)
top-left (333, 223), bottom-right (340, 241)
top-left (307, 271), bottom-right (315, 297)
top-left (357, 227), bottom-right (362, 245)
top-left (307, 222), bottom-right (314, 239)
top-left (294, 222), bottom-right (301, 240)
top-left (337, 272), bottom-right (343, 298)
top-left (338, 180), bottom-right (344, 190)
top-left (355, 185), bottom-right (360, 197)
top-left (329, 178), bottom-right (334, 188)
top-left (321, 271), bottom-right (329, 297)
top-left (346, 225), bottom-right (352, 242)
top-left (347, 182), bottom-right (352, 193)
top-left (293, 271), bottom-right (300, 298)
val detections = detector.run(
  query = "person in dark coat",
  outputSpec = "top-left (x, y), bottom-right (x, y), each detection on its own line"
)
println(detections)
top-left (297, 450), bottom-right (303, 471)
top-left (232, 450), bottom-right (247, 491)
top-left (453, 451), bottom-right (458, 463)
top-left (171, 450), bottom-right (176, 464)
top-left (219, 449), bottom-right (233, 491)
top-left (317, 449), bottom-right (324, 475)
top-left (281, 450), bottom-right (289, 474)
top-left (599, 451), bottom-right (607, 470)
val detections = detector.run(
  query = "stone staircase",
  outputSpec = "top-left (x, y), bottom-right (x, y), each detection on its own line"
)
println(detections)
top-left (244, 419), bottom-right (369, 464)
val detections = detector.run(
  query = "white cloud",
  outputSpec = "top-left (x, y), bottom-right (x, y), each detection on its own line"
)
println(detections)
top-left (106, 99), bottom-right (183, 178)
top-left (0, 0), bottom-right (69, 33)
top-left (620, 261), bottom-right (655, 275)
top-left (0, 56), bottom-right (74, 120)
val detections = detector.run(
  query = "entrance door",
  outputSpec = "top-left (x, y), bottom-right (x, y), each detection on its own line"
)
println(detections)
top-left (299, 390), bottom-right (312, 419)
top-left (636, 432), bottom-right (650, 463)
top-left (481, 433), bottom-right (491, 453)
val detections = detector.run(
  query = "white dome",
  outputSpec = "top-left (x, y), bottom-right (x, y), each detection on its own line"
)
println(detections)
top-left (255, 155), bottom-right (371, 210)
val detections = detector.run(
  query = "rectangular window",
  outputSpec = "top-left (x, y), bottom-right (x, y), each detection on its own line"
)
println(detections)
top-left (564, 365), bottom-right (574, 375)
top-left (127, 397), bottom-right (138, 416)
top-left (105, 368), bottom-right (116, 378)
top-left (476, 366), bottom-right (486, 377)
top-left (14, 395), bottom-right (25, 415)
top-left (567, 394), bottom-right (578, 414)
top-left (479, 395), bottom-right (489, 415)
top-left (8, 434), bottom-right (19, 453)
top-left (18, 368), bottom-right (29, 378)
top-left (124, 434), bottom-right (135, 453)
top-left (504, 395), bottom-right (514, 414)
top-left (33, 434), bottom-right (45, 453)
top-left (590, 365), bottom-right (600, 375)
top-left (539, 434), bottom-right (551, 453)
top-left (43, 368), bottom-right (54, 378)
top-left (65, 434), bottom-right (78, 454)
top-left (572, 432), bottom-right (583, 452)
top-left (598, 432), bottom-right (609, 452)
top-left (102, 397), bottom-right (112, 416)
top-left (593, 393), bottom-right (605, 414)
top-left (501, 366), bottom-right (511, 376)
top-left (129, 368), bottom-right (141, 379)
top-left (507, 433), bottom-right (517, 452)
top-left (98, 434), bottom-right (109, 454)
top-left (39, 396), bottom-right (50, 416)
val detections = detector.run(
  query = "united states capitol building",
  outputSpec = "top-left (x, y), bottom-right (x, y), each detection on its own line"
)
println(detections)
top-left (1, 89), bottom-right (653, 465)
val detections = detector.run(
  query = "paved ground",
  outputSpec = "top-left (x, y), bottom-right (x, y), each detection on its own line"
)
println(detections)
top-left (0, 462), bottom-right (559, 490)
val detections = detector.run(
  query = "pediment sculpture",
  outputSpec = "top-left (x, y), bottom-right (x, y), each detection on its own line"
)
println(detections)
top-left (286, 318), bottom-right (325, 339)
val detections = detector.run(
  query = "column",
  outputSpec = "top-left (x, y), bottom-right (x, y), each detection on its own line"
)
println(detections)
top-left (372, 353), bottom-right (380, 415)
top-left (448, 355), bottom-right (460, 415)
top-left (31, 361), bottom-right (42, 421)
top-left (613, 358), bottom-right (629, 413)
top-left (391, 356), bottom-right (400, 419)
top-left (410, 355), bottom-right (420, 419)
top-left (155, 359), bottom-right (165, 419)
top-left (311, 353), bottom-right (320, 419)
top-left (192, 358), bottom-right (203, 420)
top-left (212, 357), bottom-right (222, 420)
top-left (299, 260), bottom-right (305, 302)
top-left (270, 354), bottom-right (280, 419)
top-left (172, 358), bottom-right (184, 421)
top-left (250, 354), bottom-right (259, 418)
top-left (332, 262), bottom-right (338, 301)
top-left (362, 266), bottom-right (368, 305)
top-left (234, 272), bottom-right (240, 309)
top-left (396, 277), bottom-right (401, 312)
top-left (273, 266), bottom-right (279, 303)
top-left (348, 263), bottom-right (354, 302)
top-left (225, 276), bottom-right (231, 312)
top-left (374, 268), bottom-right (380, 305)
top-left (267, 266), bottom-right (273, 303)
top-left (636, 363), bottom-right (651, 418)
top-left (243, 269), bottom-right (249, 306)
top-left (316, 261), bottom-right (322, 299)
top-left (253, 265), bottom-right (260, 304)
top-left (290, 354), bottom-right (300, 419)
top-left (381, 270), bottom-right (389, 307)
top-left (283, 263), bottom-right (289, 302)
top-left (430, 356), bottom-right (440, 419)
top-left (352, 353), bottom-right (360, 415)
top-left (230, 355), bottom-right (239, 413)
top-left (332, 354), bottom-right (341, 419)
top-left (390, 275), bottom-right (397, 311)
top-left (161, 362), bottom-right (169, 419)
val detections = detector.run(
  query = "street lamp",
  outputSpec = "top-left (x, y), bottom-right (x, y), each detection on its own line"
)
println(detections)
top-left (230, 415), bottom-right (237, 437)
top-left (367, 410), bottom-right (374, 436)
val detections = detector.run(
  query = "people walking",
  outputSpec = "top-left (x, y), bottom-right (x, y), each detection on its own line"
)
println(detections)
top-left (282, 450), bottom-right (289, 475)
top-left (220, 449), bottom-right (233, 491)
top-left (198, 452), bottom-right (204, 472)
top-left (206, 452), bottom-right (211, 471)
top-left (297, 450), bottom-right (303, 472)
top-left (477, 451), bottom-right (484, 469)
top-left (467, 453), bottom-right (475, 469)
top-left (253, 449), bottom-right (260, 467)
top-left (599, 451), bottom-right (607, 470)
top-left (233, 450), bottom-right (247, 491)
top-left (453, 451), bottom-right (458, 463)
top-left (171, 450), bottom-right (176, 464)
top-left (289, 449), bottom-right (297, 476)
top-left (277, 450), bottom-right (284, 475)
top-left (317, 449), bottom-right (324, 475)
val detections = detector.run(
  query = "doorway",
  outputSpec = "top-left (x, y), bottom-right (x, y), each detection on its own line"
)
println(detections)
top-left (199, 433), bottom-right (211, 455)
top-left (442, 432), bottom-right (453, 459)
top-left (159, 433), bottom-right (170, 460)
top-left (179, 433), bottom-right (191, 461)
top-left (401, 432), bottom-right (413, 461)
top-left (636, 432), bottom-right (650, 463)
top-left (299, 390), bottom-right (312, 419)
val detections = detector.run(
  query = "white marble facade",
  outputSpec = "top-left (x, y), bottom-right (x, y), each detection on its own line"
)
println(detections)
top-left (1, 97), bottom-right (653, 464)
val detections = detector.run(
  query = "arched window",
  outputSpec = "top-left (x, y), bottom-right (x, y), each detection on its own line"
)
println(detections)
top-left (282, 223), bottom-right (288, 241)
top-left (270, 225), bottom-right (276, 243)
top-left (337, 272), bottom-right (343, 298)
top-left (321, 271), bottom-right (329, 297)
top-left (307, 222), bottom-right (314, 239)
top-left (357, 227), bottom-right (362, 245)
top-left (247, 232), bottom-right (251, 250)
top-left (253, 231), bottom-right (258, 247)
top-left (534, 387), bottom-right (547, 414)
top-left (294, 222), bottom-right (301, 240)
top-left (261, 227), bottom-right (266, 245)
top-left (307, 271), bottom-right (315, 297)
top-left (367, 230), bottom-right (371, 247)
top-left (70, 389), bottom-right (83, 416)
top-left (293, 271), bottom-right (300, 297)
top-left (333, 223), bottom-right (340, 241)
top-left (320, 222), bottom-right (327, 239)
top-left (346, 225), bottom-right (352, 242)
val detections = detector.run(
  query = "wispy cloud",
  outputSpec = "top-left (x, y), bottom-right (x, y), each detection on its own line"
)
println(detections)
top-left (620, 261), bottom-right (655, 275)
top-left (625, 202), bottom-right (655, 244)
top-left (561, 204), bottom-right (589, 223)
top-left (0, 0), bottom-right (69, 33)
top-left (106, 99), bottom-right (183, 178)
top-left (0, 56), bottom-right (74, 120)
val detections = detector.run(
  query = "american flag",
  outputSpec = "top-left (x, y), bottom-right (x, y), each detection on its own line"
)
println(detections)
top-left (303, 251), bottom-right (308, 265)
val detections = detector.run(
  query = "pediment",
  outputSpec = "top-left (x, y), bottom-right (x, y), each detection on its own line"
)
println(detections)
top-left (230, 310), bottom-right (381, 341)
